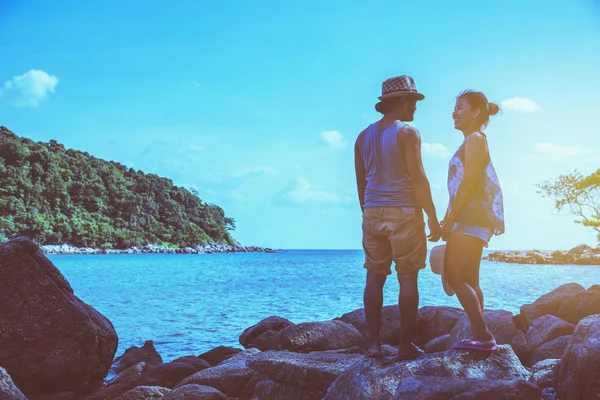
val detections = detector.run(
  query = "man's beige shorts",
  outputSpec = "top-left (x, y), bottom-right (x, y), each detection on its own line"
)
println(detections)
top-left (362, 206), bottom-right (427, 275)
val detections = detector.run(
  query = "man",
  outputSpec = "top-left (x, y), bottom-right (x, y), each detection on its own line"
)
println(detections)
top-left (354, 75), bottom-right (441, 360)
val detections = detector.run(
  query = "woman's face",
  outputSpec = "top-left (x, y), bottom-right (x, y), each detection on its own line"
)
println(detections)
top-left (452, 97), bottom-right (479, 131)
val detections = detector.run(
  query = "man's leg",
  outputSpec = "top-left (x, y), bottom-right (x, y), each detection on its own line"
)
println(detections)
top-left (364, 270), bottom-right (387, 358)
top-left (361, 207), bottom-right (392, 358)
top-left (397, 272), bottom-right (423, 359)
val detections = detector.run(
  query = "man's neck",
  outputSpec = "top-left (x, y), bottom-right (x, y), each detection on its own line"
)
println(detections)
top-left (377, 115), bottom-right (401, 129)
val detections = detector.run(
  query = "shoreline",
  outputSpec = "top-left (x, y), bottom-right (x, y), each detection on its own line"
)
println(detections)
top-left (484, 244), bottom-right (600, 265)
top-left (40, 242), bottom-right (282, 255)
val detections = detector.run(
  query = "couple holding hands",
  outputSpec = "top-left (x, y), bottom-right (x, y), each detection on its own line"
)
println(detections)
top-left (355, 75), bottom-right (505, 360)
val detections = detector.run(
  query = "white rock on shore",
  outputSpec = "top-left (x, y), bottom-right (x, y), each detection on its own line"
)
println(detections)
top-left (40, 243), bottom-right (281, 255)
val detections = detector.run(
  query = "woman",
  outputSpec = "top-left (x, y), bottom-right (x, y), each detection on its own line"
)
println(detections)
top-left (441, 90), bottom-right (505, 351)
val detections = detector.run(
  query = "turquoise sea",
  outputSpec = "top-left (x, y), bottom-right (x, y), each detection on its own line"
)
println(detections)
top-left (49, 250), bottom-right (600, 362)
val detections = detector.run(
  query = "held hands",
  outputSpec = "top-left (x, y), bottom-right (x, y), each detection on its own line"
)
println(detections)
top-left (440, 218), bottom-right (454, 242)
top-left (427, 217), bottom-right (442, 242)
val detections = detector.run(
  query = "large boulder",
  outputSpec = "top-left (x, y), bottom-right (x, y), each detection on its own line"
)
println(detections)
top-left (324, 345), bottom-right (530, 400)
top-left (162, 384), bottom-right (228, 400)
top-left (530, 336), bottom-right (571, 366)
top-left (113, 386), bottom-right (171, 400)
top-left (414, 306), bottom-right (465, 347)
top-left (0, 367), bottom-right (27, 400)
top-left (87, 358), bottom-right (204, 400)
top-left (250, 320), bottom-right (363, 353)
top-left (250, 378), bottom-right (324, 400)
top-left (520, 283), bottom-right (585, 326)
top-left (239, 316), bottom-right (295, 349)
top-left (522, 315), bottom-right (574, 365)
top-left (246, 350), bottom-right (362, 400)
top-left (555, 285), bottom-right (600, 324)
top-left (557, 314), bottom-right (600, 400)
top-left (529, 359), bottom-right (560, 390)
top-left (198, 346), bottom-right (242, 366)
top-left (111, 341), bottom-right (163, 375)
top-left (176, 349), bottom-right (261, 399)
top-left (447, 310), bottom-right (517, 349)
top-left (424, 334), bottom-right (449, 353)
top-left (0, 237), bottom-right (118, 396)
top-left (393, 376), bottom-right (541, 400)
top-left (336, 305), bottom-right (400, 346)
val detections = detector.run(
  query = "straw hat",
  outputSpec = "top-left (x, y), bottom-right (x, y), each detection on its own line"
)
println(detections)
top-left (378, 75), bottom-right (425, 101)
top-left (429, 245), bottom-right (454, 296)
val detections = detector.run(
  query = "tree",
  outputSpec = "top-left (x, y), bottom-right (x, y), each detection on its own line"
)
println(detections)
top-left (0, 127), bottom-right (238, 248)
top-left (537, 169), bottom-right (600, 241)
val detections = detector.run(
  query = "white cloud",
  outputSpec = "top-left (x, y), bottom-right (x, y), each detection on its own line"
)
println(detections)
top-left (234, 166), bottom-right (278, 178)
top-left (189, 143), bottom-right (205, 151)
top-left (422, 142), bottom-right (450, 159)
top-left (229, 191), bottom-right (245, 202)
top-left (0, 69), bottom-right (59, 107)
top-left (500, 97), bottom-right (541, 113)
top-left (281, 178), bottom-right (340, 204)
top-left (191, 80), bottom-right (200, 88)
top-left (320, 130), bottom-right (347, 149)
top-left (534, 143), bottom-right (593, 157)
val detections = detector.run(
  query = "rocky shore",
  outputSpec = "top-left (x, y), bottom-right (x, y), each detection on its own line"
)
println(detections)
top-left (2, 237), bottom-right (600, 399)
top-left (484, 244), bottom-right (600, 265)
top-left (40, 242), bottom-right (281, 255)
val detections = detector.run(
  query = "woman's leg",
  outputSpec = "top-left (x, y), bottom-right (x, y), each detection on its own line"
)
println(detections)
top-left (445, 230), bottom-right (495, 345)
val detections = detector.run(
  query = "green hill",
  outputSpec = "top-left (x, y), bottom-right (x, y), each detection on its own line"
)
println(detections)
top-left (0, 126), bottom-right (236, 249)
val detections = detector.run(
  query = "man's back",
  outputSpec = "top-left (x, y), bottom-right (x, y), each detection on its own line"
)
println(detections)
top-left (355, 122), bottom-right (418, 208)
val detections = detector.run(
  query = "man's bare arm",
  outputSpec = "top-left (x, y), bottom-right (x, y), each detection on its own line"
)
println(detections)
top-left (354, 137), bottom-right (367, 213)
top-left (400, 125), bottom-right (438, 221)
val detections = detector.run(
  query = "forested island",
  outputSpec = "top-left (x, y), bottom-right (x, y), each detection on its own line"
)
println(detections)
top-left (0, 126), bottom-right (239, 250)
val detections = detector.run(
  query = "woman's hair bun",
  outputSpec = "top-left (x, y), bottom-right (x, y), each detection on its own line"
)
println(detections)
top-left (487, 102), bottom-right (500, 116)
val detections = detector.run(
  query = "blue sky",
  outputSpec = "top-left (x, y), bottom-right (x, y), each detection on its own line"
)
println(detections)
top-left (1, 0), bottom-right (599, 250)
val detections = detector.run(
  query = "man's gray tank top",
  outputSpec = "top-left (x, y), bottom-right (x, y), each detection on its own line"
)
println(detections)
top-left (356, 121), bottom-right (418, 208)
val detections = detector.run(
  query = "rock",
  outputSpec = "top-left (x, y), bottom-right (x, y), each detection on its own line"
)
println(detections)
top-left (447, 310), bottom-right (517, 349)
top-left (555, 286), bottom-right (600, 324)
top-left (520, 283), bottom-right (585, 326)
top-left (111, 341), bottom-right (163, 375)
top-left (414, 306), bottom-right (465, 347)
top-left (176, 349), bottom-right (261, 399)
top-left (542, 387), bottom-right (557, 400)
top-left (557, 314), bottom-right (600, 400)
top-left (529, 359), bottom-right (560, 390)
top-left (198, 346), bottom-right (242, 366)
top-left (27, 392), bottom-right (79, 400)
top-left (256, 320), bottom-right (364, 353)
top-left (324, 345), bottom-right (530, 400)
top-left (113, 386), bottom-right (171, 400)
top-left (393, 376), bottom-right (541, 400)
top-left (510, 330), bottom-right (529, 363)
top-left (239, 316), bottom-right (295, 349)
top-left (87, 359), bottom-right (201, 400)
top-left (0, 237), bottom-right (118, 396)
top-left (170, 356), bottom-right (211, 371)
top-left (337, 305), bottom-right (400, 346)
top-left (250, 378), bottom-right (323, 400)
top-left (105, 362), bottom-right (149, 388)
top-left (0, 366), bottom-right (27, 400)
top-left (530, 336), bottom-right (571, 366)
top-left (424, 334), bottom-right (449, 353)
top-left (513, 313), bottom-right (529, 332)
top-left (162, 384), bottom-right (228, 400)
top-left (246, 350), bottom-right (362, 399)
top-left (525, 315), bottom-right (574, 358)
